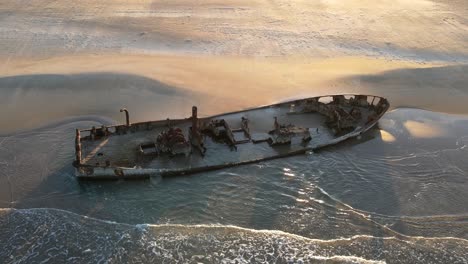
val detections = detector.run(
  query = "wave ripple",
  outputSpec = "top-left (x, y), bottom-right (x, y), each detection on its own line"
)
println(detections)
top-left (1, 208), bottom-right (467, 264)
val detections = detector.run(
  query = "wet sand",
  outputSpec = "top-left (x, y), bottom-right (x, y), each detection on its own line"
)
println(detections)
top-left (1, 0), bottom-right (467, 133)
top-left (1, 54), bottom-right (466, 134)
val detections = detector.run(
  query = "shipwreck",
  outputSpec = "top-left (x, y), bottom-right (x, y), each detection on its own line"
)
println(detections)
top-left (73, 94), bottom-right (389, 179)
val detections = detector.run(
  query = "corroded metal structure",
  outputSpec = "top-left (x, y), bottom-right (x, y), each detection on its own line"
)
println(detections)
top-left (73, 94), bottom-right (389, 179)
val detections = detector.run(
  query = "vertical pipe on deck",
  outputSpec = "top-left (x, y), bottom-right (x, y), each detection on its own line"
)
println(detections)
top-left (120, 108), bottom-right (130, 126)
top-left (192, 106), bottom-right (198, 132)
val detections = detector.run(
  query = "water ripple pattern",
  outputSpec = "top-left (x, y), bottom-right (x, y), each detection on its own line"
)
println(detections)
top-left (1, 108), bottom-right (468, 263)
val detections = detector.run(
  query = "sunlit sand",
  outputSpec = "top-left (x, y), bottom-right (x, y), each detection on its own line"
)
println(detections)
top-left (1, 0), bottom-right (467, 135)
top-left (404, 120), bottom-right (448, 138)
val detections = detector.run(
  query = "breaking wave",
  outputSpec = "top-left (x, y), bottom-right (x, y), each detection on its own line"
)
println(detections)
top-left (1, 108), bottom-right (468, 263)
top-left (0, 208), bottom-right (467, 264)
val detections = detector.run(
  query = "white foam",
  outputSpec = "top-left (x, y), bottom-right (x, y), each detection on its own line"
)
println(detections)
top-left (310, 255), bottom-right (386, 264)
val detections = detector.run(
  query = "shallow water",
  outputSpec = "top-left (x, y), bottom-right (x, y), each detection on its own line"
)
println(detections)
top-left (1, 107), bottom-right (467, 263)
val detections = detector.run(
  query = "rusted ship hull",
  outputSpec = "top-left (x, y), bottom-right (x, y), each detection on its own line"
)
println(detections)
top-left (74, 94), bottom-right (389, 180)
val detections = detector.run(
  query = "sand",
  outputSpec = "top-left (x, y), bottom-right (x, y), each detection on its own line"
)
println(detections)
top-left (0, 0), bottom-right (467, 133)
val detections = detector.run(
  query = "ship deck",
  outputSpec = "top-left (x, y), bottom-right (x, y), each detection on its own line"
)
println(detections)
top-left (75, 95), bottom-right (389, 179)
